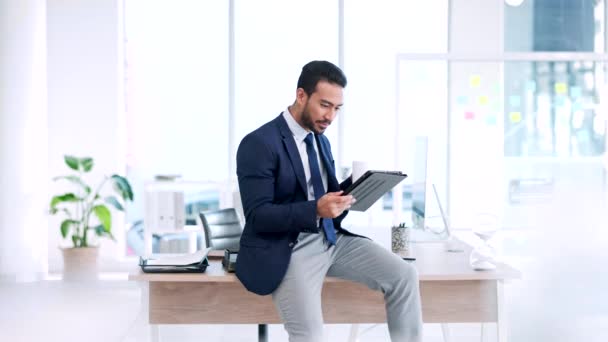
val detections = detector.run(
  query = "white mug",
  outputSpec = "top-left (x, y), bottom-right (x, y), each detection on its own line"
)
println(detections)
top-left (352, 161), bottom-right (369, 182)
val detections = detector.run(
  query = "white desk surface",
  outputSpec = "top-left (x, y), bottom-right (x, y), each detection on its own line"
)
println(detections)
top-left (129, 238), bottom-right (521, 283)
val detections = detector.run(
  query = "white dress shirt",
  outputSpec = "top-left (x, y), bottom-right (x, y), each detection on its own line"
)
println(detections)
top-left (282, 108), bottom-right (328, 201)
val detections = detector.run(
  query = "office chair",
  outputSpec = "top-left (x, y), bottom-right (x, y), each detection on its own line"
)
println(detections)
top-left (199, 208), bottom-right (242, 250)
top-left (199, 208), bottom-right (272, 339)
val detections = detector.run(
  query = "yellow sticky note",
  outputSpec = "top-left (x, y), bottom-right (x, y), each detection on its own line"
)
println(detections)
top-left (509, 112), bottom-right (522, 123)
top-left (478, 96), bottom-right (489, 106)
top-left (555, 82), bottom-right (568, 94)
top-left (470, 75), bottom-right (481, 88)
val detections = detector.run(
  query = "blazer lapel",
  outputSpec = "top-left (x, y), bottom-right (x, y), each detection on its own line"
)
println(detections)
top-left (276, 115), bottom-right (308, 195)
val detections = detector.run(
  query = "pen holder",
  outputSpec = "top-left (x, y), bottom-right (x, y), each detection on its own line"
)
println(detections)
top-left (391, 224), bottom-right (410, 256)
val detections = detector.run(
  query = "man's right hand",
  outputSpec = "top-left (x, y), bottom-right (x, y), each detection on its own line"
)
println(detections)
top-left (316, 191), bottom-right (356, 218)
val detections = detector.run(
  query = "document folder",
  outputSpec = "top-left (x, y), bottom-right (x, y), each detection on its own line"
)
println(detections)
top-left (139, 248), bottom-right (211, 273)
top-left (343, 170), bottom-right (407, 212)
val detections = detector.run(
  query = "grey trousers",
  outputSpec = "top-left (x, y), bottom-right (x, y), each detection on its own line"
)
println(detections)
top-left (272, 232), bottom-right (423, 342)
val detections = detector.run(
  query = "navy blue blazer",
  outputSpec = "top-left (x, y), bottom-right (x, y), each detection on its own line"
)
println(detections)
top-left (235, 114), bottom-right (355, 295)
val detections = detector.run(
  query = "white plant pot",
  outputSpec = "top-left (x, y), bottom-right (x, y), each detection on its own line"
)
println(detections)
top-left (61, 246), bottom-right (99, 281)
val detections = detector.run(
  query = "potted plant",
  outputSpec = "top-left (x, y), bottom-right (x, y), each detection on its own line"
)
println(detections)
top-left (49, 155), bottom-right (133, 280)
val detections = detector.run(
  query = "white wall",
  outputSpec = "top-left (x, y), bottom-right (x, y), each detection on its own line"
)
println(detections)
top-left (0, 0), bottom-right (48, 282)
top-left (47, 0), bottom-right (126, 272)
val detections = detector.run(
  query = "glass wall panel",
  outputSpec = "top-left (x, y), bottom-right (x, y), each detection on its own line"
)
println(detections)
top-left (448, 60), bottom-right (607, 229)
top-left (505, 0), bottom-right (606, 52)
top-left (341, 0), bottom-right (449, 229)
top-left (449, 62), bottom-right (505, 228)
top-left (373, 61), bottom-right (448, 232)
top-left (504, 61), bottom-right (607, 157)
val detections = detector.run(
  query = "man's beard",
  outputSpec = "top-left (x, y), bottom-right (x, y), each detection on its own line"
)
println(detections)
top-left (301, 102), bottom-right (326, 135)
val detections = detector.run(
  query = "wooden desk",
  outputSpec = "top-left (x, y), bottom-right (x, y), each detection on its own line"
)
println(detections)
top-left (130, 240), bottom-right (520, 342)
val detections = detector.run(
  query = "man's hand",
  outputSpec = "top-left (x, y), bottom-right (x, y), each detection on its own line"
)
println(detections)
top-left (316, 191), bottom-right (356, 218)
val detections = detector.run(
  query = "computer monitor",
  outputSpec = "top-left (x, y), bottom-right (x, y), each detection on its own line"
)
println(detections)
top-left (411, 136), bottom-right (428, 230)
top-left (409, 137), bottom-right (457, 246)
top-left (432, 183), bottom-right (450, 237)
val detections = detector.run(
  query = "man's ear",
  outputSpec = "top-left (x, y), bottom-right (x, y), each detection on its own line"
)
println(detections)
top-left (296, 88), bottom-right (308, 106)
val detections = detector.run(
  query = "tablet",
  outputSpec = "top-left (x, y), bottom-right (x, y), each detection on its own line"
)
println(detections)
top-left (343, 170), bottom-right (407, 212)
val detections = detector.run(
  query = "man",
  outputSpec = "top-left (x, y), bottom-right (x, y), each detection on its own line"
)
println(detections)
top-left (236, 60), bottom-right (422, 342)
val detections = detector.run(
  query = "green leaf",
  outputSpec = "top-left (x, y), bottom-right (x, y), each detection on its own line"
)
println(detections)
top-left (60, 208), bottom-right (72, 218)
top-left (60, 219), bottom-right (78, 238)
top-left (94, 224), bottom-right (105, 236)
top-left (64, 155), bottom-right (80, 171)
top-left (50, 193), bottom-right (79, 210)
top-left (94, 224), bottom-right (116, 241)
top-left (50, 207), bottom-right (72, 217)
top-left (52, 175), bottom-right (91, 194)
top-left (111, 175), bottom-right (134, 201)
top-left (71, 235), bottom-right (80, 248)
top-left (94, 225), bottom-right (104, 235)
top-left (92, 205), bottom-right (112, 234)
top-left (80, 157), bottom-right (94, 172)
top-left (104, 196), bottom-right (124, 211)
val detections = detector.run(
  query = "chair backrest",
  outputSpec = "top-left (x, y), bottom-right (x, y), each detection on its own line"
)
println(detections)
top-left (199, 208), bottom-right (242, 250)
top-left (232, 190), bottom-right (245, 227)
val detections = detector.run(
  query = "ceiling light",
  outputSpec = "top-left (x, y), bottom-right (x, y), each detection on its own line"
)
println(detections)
top-left (505, 0), bottom-right (525, 7)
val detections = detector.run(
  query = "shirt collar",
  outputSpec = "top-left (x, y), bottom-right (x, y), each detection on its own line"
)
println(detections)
top-left (282, 107), bottom-right (311, 142)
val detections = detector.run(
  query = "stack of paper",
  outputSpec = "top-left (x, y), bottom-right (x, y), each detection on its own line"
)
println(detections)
top-left (139, 247), bottom-right (212, 273)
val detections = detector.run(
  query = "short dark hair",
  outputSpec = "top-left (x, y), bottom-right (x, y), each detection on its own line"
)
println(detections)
top-left (297, 60), bottom-right (347, 96)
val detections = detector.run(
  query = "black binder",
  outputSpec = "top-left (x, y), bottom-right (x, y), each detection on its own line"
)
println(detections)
top-left (139, 248), bottom-right (211, 273)
top-left (343, 170), bottom-right (407, 212)
top-left (139, 257), bottom-right (209, 273)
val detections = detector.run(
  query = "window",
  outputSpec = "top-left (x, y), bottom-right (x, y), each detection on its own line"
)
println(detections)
top-left (341, 0), bottom-right (449, 227)
top-left (233, 0), bottom-right (339, 161)
top-left (123, 0), bottom-right (228, 254)
top-left (505, 61), bottom-right (607, 156)
top-left (505, 0), bottom-right (606, 52)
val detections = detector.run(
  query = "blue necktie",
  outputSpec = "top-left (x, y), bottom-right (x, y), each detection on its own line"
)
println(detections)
top-left (304, 133), bottom-right (337, 245)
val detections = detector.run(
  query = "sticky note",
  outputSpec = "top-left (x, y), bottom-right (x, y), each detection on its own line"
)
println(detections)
top-left (456, 95), bottom-right (468, 105)
top-left (525, 81), bottom-right (536, 92)
top-left (485, 114), bottom-right (497, 126)
top-left (493, 83), bottom-right (501, 94)
top-left (478, 96), bottom-right (489, 106)
top-left (555, 82), bottom-right (568, 94)
top-left (572, 101), bottom-right (583, 111)
top-left (470, 75), bottom-right (481, 88)
top-left (555, 96), bottom-right (566, 107)
top-left (491, 101), bottom-right (502, 112)
top-left (509, 112), bottom-right (522, 123)
top-left (465, 111), bottom-right (475, 120)
top-left (509, 95), bottom-right (521, 107)
top-left (570, 86), bottom-right (582, 98)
